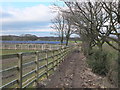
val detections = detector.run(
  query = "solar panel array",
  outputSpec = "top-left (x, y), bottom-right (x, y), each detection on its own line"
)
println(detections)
top-left (0, 41), bottom-right (66, 44)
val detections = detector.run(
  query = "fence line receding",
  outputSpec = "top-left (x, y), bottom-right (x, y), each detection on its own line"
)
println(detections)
top-left (0, 46), bottom-right (73, 88)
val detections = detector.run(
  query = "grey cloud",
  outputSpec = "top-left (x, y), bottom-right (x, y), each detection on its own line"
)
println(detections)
top-left (1, 12), bottom-right (13, 18)
top-left (2, 21), bottom-right (51, 30)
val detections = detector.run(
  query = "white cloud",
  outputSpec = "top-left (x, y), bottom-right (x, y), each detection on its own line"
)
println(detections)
top-left (0, 0), bottom-right (58, 2)
top-left (28, 28), bottom-right (56, 32)
top-left (1, 4), bottom-right (56, 23)
top-left (0, 28), bottom-right (55, 33)
top-left (0, 28), bottom-right (56, 36)
top-left (0, 4), bottom-right (58, 37)
top-left (0, 0), bottom-right (118, 2)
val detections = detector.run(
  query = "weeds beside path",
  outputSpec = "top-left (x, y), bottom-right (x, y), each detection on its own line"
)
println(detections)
top-left (38, 50), bottom-right (116, 88)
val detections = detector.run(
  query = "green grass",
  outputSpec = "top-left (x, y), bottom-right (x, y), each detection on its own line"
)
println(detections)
top-left (103, 43), bottom-right (118, 86)
top-left (1, 48), bottom-right (65, 88)
top-left (1, 49), bottom-right (38, 55)
top-left (69, 40), bottom-right (82, 43)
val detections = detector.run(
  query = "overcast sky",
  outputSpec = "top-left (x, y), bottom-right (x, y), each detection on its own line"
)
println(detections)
top-left (1, 0), bottom-right (64, 37)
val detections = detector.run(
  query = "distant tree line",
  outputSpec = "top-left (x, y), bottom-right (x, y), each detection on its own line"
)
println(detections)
top-left (1, 34), bottom-right (38, 41)
top-left (0, 34), bottom-right (80, 41)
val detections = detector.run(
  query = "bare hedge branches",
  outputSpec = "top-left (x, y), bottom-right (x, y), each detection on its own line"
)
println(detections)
top-left (63, 1), bottom-right (120, 52)
top-left (51, 1), bottom-right (119, 51)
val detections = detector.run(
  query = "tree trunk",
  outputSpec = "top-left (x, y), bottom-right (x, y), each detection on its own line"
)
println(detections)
top-left (66, 35), bottom-right (70, 46)
top-left (60, 36), bottom-right (64, 45)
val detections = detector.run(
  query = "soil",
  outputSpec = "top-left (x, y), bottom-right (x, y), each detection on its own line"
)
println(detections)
top-left (38, 49), bottom-right (116, 88)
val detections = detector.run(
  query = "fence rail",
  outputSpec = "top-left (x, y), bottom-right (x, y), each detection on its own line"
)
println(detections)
top-left (0, 46), bottom-right (73, 88)
top-left (1, 43), bottom-right (64, 50)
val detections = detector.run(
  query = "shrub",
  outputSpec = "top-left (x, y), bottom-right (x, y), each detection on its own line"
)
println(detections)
top-left (86, 44), bottom-right (118, 86)
top-left (87, 49), bottom-right (109, 75)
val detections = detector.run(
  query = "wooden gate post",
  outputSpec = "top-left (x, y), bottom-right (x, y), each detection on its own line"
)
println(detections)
top-left (57, 49), bottom-right (59, 66)
top-left (60, 47), bottom-right (63, 63)
top-left (35, 51), bottom-right (39, 86)
top-left (18, 53), bottom-right (23, 88)
top-left (58, 48), bottom-right (61, 64)
top-left (61, 48), bottom-right (64, 62)
top-left (45, 51), bottom-right (48, 78)
top-left (52, 50), bottom-right (55, 71)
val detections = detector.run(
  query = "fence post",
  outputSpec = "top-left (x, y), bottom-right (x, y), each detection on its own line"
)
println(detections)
top-left (45, 51), bottom-right (48, 78)
top-left (65, 47), bottom-right (67, 57)
top-left (15, 44), bottom-right (16, 50)
top-left (58, 48), bottom-right (61, 64)
top-left (52, 50), bottom-right (55, 71)
top-left (57, 49), bottom-right (59, 66)
top-left (20, 44), bottom-right (22, 50)
top-left (35, 51), bottom-right (39, 86)
top-left (61, 48), bottom-right (64, 62)
top-left (18, 53), bottom-right (23, 88)
top-left (42, 45), bottom-right (44, 50)
top-left (60, 47), bottom-right (63, 63)
top-left (50, 45), bottom-right (52, 50)
top-left (63, 47), bottom-right (66, 60)
top-left (67, 47), bottom-right (69, 55)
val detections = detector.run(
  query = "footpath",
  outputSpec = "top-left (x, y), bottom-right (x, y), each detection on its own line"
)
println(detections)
top-left (38, 50), bottom-right (116, 88)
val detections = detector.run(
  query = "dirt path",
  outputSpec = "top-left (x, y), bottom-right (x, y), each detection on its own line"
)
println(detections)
top-left (38, 50), bottom-right (114, 88)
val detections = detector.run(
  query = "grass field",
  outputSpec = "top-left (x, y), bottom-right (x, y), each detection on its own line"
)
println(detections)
top-left (69, 40), bottom-right (82, 43)
top-left (1, 48), bottom-right (64, 88)
top-left (0, 49), bottom-right (39, 55)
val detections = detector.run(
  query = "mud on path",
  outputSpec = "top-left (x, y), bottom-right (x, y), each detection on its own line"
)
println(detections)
top-left (38, 50), bottom-right (114, 88)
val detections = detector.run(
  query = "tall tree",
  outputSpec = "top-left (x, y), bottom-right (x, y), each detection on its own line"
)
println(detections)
top-left (51, 13), bottom-right (65, 44)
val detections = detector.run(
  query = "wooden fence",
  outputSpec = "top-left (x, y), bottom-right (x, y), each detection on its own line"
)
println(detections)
top-left (1, 43), bottom-right (64, 50)
top-left (0, 46), bottom-right (73, 88)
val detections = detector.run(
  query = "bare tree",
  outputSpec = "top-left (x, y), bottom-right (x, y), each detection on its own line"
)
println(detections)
top-left (53, 0), bottom-right (119, 51)
top-left (102, 1), bottom-right (120, 51)
top-left (64, 1), bottom-right (120, 52)
top-left (51, 12), bottom-right (65, 44)
top-left (51, 9), bottom-right (75, 46)
top-left (60, 0), bottom-right (120, 86)
top-left (63, 13), bottom-right (76, 46)
top-left (64, 1), bottom-right (110, 55)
